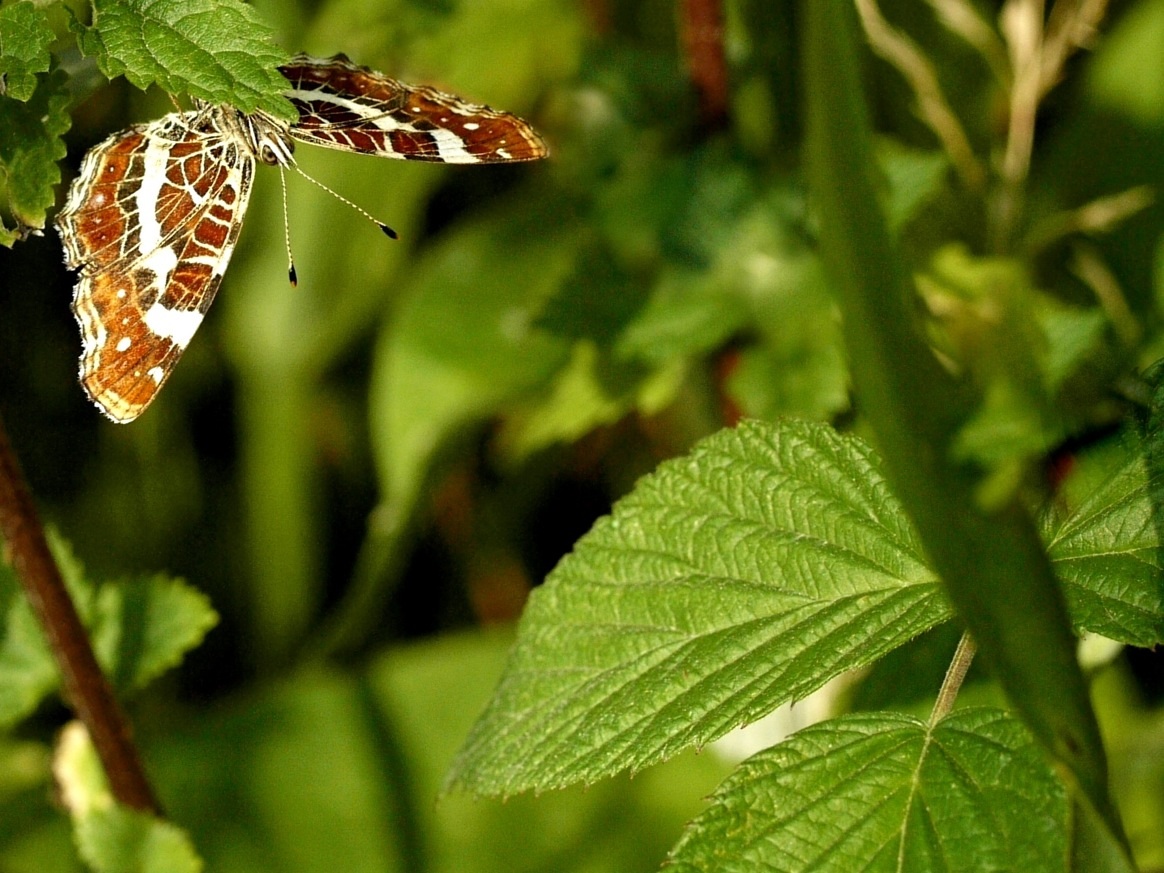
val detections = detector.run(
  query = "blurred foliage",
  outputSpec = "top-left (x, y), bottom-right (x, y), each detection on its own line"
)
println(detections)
top-left (0, 0), bottom-right (1162, 869)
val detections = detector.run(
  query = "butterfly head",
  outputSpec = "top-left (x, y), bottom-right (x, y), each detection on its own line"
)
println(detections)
top-left (230, 109), bottom-right (297, 166)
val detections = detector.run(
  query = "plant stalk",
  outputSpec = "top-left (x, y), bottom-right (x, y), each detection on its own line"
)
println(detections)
top-left (0, 416), bottom-right (159, 814)
top-left (930, 631), bottom-right (977, 724)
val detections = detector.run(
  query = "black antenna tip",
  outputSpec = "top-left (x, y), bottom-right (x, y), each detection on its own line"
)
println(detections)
top-left (380, 224), bottom-right (398, 240)
top-left (288, 263), bottom-right (298, 287)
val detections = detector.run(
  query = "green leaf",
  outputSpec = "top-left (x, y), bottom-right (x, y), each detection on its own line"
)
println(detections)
top-left (76, 807), bottom-right (202, 873)
top-left (0, 533), bottom-right (216, 725)
top-left (1086, 0), bottom-right (1164, 125)
top-left (448, 416), bottom-right (1164, 797)
top-left (613, 183), bottom-right (848, 423)
top-left (52, 535), bottom-right (218, 695)
top-left (878, 140), bottom-right (948, 234)
top-left (55, 722), bottom-right (203, 872)
top-left (448, 419), bottom-right (950, 795)
top-left (723, 243), bottom-right (847, 422)
top-left (0, 553), bottom-right (61, 727)
top-left (1044, 443), bottom-right (1164, 648)
top-left (666, 709), bottom-right (1067, 873)
top-left (613, 267), bottom-right (748, 364)
top-left (535, 244), bottom-right (650, 347)
top-left (77, 0), bottom-right (294, 120)
top-left (0, 70), bottom-right (70, 246)
top-left (0, 1), bottom-right (54, 102)
top-left (90, 575), bottom-right (218, 693)
top-left (370, 203), bottom-right (578, 507)
top-left (495, 342), bottom-right (682, 461)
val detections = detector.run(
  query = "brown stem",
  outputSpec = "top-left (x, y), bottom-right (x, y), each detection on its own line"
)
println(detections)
top-left (0, 416), bottom-right (159, 814)
top-left (930, 631), bottom-right (977, 724)
top-left (583, 0), bottom-right (612, 36)
top-left (679, 0), bottom-right (730, 126)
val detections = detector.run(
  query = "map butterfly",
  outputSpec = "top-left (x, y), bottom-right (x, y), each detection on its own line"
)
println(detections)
top-left (56, 53), bottom-right (547, 423)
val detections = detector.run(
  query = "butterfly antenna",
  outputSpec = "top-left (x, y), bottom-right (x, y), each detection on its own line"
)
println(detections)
top-left (279, 165), bottom-right (298, 286)
top-left (289, 164), bottom-right (399, 240)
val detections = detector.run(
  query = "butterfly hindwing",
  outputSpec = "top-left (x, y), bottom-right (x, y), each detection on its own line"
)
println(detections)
top-left (57, 111), bottom-right (255, 422)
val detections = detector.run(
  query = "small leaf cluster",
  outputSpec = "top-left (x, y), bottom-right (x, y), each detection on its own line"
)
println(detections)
top-left (0, 0), bottom-right (292, 246)
top-left (0, 531), bottom-right (216, 870)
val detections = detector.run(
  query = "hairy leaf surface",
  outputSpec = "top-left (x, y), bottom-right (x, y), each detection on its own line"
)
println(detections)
top-left (77, 0), bottom-right (294, 119)
top-left (667, 709), bottom-right (1066, 873)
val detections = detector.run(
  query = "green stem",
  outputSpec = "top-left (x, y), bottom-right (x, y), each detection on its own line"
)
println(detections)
top-left (930, 632), bottom-right (976, 725)
top-left (804, 0), bottom-right (1129, 860)
top-left (237, 370), bottom-right (321, 670)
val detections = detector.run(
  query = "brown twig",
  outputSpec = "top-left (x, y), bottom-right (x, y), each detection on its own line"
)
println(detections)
top-left (854, 0), bottom-right (987, 191)
top-left (926, 0), bottom-right (1012, 87)
top-left (991, 0), bottom-right (1114, 251)
top-left (679, 0), bottom-right (730, 126)
top-left (0, 416), bottom-right (159, 814)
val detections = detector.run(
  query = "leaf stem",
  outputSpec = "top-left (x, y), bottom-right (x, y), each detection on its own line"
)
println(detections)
top-left (309, 500), bottom-right (409, 661)
top-left (0, 416), bottom-right (159, 814)
top-left (930, 631), bottom-right (977, 725)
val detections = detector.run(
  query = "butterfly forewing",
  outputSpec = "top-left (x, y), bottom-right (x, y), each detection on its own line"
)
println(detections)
top-left (279, 54), bottom-right (548, 164)
top-left (57, 111), bottom-right (255, 422)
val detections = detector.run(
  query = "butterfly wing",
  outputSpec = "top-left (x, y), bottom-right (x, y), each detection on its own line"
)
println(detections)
top-left (279, 54), bottom-right (548, 164)
top-left (56, 110), bottom-right (255, 422)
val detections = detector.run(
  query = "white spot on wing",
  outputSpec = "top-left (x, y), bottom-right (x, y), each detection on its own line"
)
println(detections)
top-left (147, 366), bottom-right (165, 384)
top-left (428, 128), bottom-right (476, 163)
top-left (140, 244), bottom-right (180, 294)
top-left (143, 302), bottom-right (202, 348)
top-left (115, 337), bottom-right (131, 352)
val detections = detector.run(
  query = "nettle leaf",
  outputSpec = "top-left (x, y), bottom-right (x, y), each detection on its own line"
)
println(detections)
top-left (1044, 361), bottom-right (1164, 648)
top-left (666, 708), bottom-right (1067, 873)
top-left (77, 0), bottom-right (295, 120)
top-left (1043, 445), bottom-right (1164, 647)
top-left (0, 1), bottom-right (54, 101)
top-left (0, 69), bottom-right (70, 246)
top-left (449, 418), bottom-right (1164, 796)
top-left (448, 419), bottom-right (950, 794)
top-left (0, 533), bottom-right (217, 725)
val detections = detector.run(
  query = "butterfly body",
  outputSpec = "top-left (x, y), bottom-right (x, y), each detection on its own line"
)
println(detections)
top-left (56, 54), bottom-right (547, 422)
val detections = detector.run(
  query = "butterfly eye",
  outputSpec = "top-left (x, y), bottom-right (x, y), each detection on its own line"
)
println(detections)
top-left (260, 138), bottom-right (293, 165)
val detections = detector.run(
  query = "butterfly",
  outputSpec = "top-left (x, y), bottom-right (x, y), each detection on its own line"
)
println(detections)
top-left (55, 53), bottom-right (547, 422)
